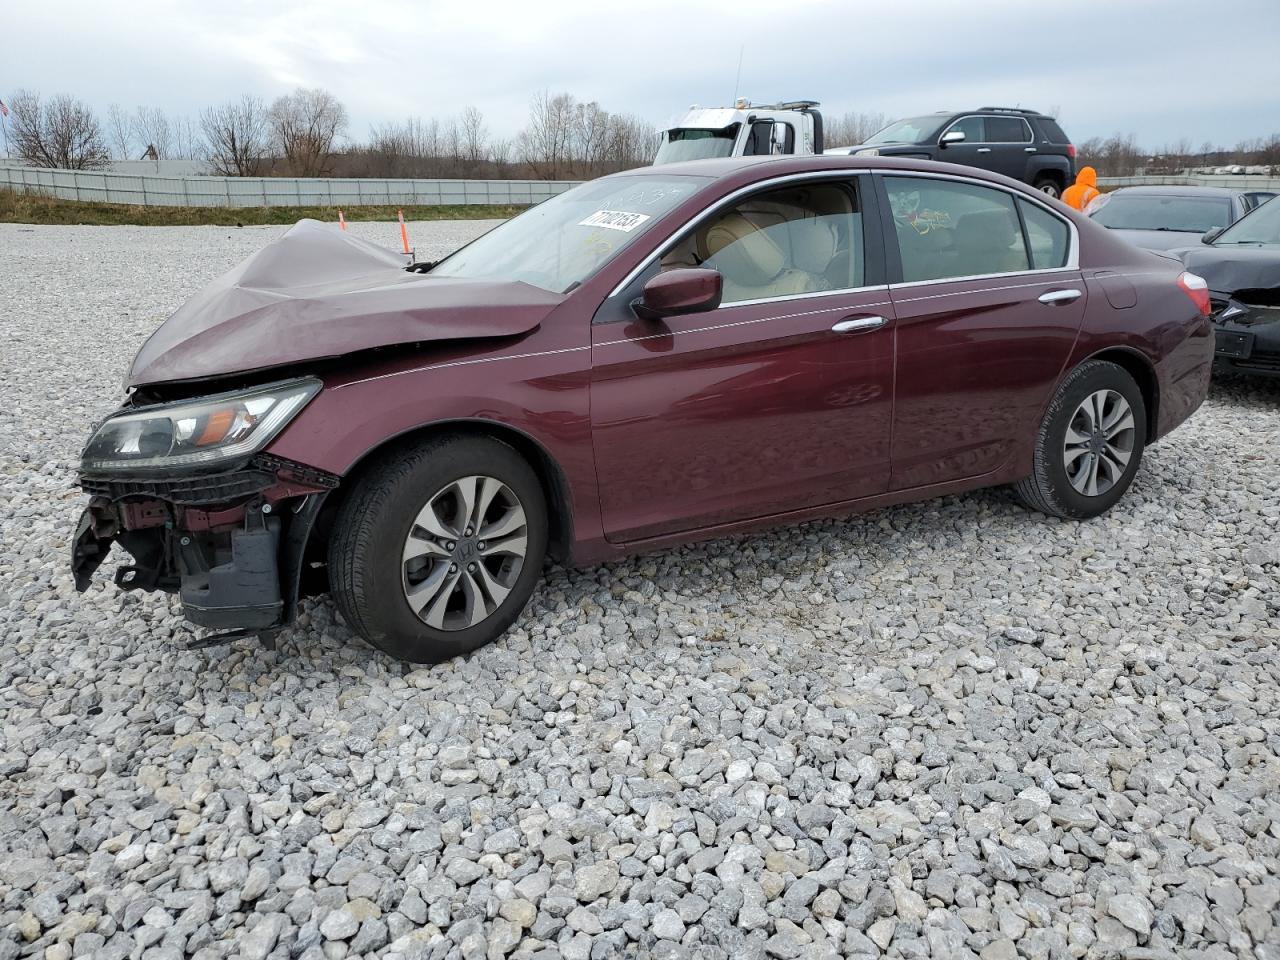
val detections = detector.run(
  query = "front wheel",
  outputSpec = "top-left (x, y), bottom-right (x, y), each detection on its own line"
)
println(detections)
top-left (1033, 176), bottom-right (1062, 199)
top-left (328, 434), bottom-right (548, 663)
top-left (1014, 360), bottom-right (1147, 520)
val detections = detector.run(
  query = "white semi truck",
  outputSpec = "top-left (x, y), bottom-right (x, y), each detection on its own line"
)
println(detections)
top-left (653, 99), bottom-right (824, 164)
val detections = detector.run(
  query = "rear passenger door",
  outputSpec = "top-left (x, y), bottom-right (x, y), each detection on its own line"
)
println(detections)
top-left (878, 174), bottom-right (1087, 490)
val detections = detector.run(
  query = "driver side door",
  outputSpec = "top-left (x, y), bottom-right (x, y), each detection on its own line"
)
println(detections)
top-left (588, 175), bottom-right (896, 543)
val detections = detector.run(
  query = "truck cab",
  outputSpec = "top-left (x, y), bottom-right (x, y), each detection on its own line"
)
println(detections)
top-left (653, 100), bottom-right (824, 165)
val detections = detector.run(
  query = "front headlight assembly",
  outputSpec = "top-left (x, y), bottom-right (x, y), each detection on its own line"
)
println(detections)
top-left (81, 378), bottom-right (321, 475)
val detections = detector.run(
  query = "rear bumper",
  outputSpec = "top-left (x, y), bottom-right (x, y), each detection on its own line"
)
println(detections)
top-left (1212, 298), bottom-right (1280, 377)
top-left (72, 455), bottom-right (337, 635)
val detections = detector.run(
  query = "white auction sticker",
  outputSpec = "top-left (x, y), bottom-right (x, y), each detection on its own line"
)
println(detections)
top-left (578, 210), bottom-right (651, 232)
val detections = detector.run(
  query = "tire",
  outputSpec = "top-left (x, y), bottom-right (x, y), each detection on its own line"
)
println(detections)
top-left (1014, 360), bottom-right (1147, 520)
top-left (328, 434), bottom-right (548, 663)
top-left (1033, 176), bottom-right (1062, 199)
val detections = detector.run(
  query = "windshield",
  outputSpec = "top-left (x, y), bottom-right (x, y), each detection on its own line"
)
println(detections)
top-left (429, 175), bottom-right (705, 293)
top-left (1214, 196), bottom-right (1280, 245)
top-left (653, 126), bottom-right (739, 164)
top-left (1090, 194), bottom-right (1232, 233)
top-left (865, 116), bottom-right (944, 145)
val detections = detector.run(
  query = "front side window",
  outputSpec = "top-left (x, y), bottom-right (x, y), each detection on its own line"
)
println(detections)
top-left (985, 116), bottom-right (1032, 143)
top-left (660, 182), bottom-right (864, 304)
top-left (1019, 199), bottom-right (1070, 268)
top-left (945, 116), bottom-right (985, 142)
top-left (885, 177), bottom-right (1032, 282)
top-left (430, 175), bottom-right (705, 293)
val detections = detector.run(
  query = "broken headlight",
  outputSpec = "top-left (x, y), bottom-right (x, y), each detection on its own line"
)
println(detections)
top-left (81, 378), bottom-right (321, 474)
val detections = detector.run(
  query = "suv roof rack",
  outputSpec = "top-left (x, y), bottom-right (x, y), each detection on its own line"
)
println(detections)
top-left (978, 106), bottom-right (1043, 116)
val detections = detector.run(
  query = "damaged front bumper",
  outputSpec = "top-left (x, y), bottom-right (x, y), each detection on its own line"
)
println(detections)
top-left (1212, 296), bottom-right (1280, 377)
top-left (72, 453), bottom-right (338, 637)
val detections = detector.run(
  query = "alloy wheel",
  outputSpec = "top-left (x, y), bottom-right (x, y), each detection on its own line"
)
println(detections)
top-left (1039, 183), bottom-right (1060, 198)
top-left (400, 475), bottom-right (528, 630)
top-left (1063, 389), bottom-right (1135, 497)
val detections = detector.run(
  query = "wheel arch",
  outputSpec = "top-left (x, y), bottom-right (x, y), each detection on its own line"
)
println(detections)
top-left (310, 418), bottom-right (575, 568)
top-left (1079, 346), bottom-right (1160, 441)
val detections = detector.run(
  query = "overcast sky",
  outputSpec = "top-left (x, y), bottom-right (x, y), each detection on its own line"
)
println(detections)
top-left (7, 0), bottom-right (1279, 148)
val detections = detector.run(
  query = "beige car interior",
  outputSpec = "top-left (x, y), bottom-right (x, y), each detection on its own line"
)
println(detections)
top-left (661, 185), bottom-right (862, 303)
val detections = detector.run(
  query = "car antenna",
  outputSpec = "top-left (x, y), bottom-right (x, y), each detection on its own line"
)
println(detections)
top-left (732, 44), bottom-right (744, 104)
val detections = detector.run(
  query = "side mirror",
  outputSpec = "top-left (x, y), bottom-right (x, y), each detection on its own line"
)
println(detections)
top-left (939, 130), bottom-right (966, 148)
top-left (1201, 227), bottom-right (1223, 244)
top-left (633, 268), bottom-right (722, 321)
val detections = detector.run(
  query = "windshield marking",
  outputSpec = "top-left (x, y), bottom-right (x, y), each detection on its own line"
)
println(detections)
top-left (578, 210), bottom-right (652, 232)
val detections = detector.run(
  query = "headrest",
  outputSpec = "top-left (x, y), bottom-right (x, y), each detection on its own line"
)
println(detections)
top-left (705, 214), bottom-right (786, 282)
top-left (955, 209), bottom-right (1018, 252)
top-left (790, 218), bottom-right (838, 274)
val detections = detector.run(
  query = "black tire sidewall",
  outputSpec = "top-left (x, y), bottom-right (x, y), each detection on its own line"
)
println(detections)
top-left (335, 438), bottom-right (548, 663)
top-left (1038, 363), bottom-right (1146, 518)
top-left (1034, 177), bottom-right (1061, 199)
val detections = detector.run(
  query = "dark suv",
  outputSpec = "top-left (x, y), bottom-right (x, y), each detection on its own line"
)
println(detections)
top-left (830, 108), bottom-right (1077, 199)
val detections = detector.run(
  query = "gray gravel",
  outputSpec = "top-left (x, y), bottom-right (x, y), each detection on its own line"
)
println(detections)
top-left (2, 220), bottom-right (1279, 960)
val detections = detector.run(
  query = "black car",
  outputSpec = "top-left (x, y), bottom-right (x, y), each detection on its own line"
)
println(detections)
top-left (1176, 197), bottom-right (1280, 377)
top-left (827, 107), bottom-right (1076, 198)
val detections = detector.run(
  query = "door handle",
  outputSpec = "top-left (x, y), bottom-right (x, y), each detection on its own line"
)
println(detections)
top-left (1038, 288), bottom-right (1082, 305)
top-left (832, 316), bottom-right (887, 334)
top-left (976, 147), bottom-right (992, 154)
top-left (1025, 147), bottom-right (1038, 153)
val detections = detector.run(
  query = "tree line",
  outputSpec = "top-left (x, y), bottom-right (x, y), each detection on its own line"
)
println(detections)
top-left (4, 88), bottom-right (1278, 180)
top-left (3, 88), bottom-right (656, 180)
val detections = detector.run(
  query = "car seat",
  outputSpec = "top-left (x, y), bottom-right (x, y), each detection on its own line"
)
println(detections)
top-left (952, 209), bottom-right (1028, 276)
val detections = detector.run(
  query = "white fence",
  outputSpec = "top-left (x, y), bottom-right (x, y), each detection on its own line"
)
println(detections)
top-left (0, 164), bottom-right (580, 208)
top-left (6, 163), bottom-right (1278, 209)
top-left (1098, 174), bottom-right (1280, 191)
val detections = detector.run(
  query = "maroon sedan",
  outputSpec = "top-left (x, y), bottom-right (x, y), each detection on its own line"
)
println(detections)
top-left (73, 156), bottom-right (1214, 662)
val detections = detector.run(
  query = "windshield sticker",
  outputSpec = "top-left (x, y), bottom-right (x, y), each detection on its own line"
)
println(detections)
top-left (578, 210), bottom-right (651, 232)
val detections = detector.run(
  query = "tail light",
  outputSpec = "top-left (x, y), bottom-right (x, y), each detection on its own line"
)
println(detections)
top-left (1067, 144), bottom-right (1077, 160)
top-left (1178, 272), bottom-right (1212, 316)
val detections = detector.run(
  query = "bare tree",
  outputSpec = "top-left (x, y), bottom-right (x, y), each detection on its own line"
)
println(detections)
top-left (132, 106), bottom-right (173, 160)
top-left (172, 115), bottom-right (205, 161)
top-left (7, 90), bottom-right (109, 169)
top-left (106, 103), bottom-right (134, 160)
top-left (460, 106), bottom-right (488, 171)
top-left (824, 111), bottom-right (888, 148)
top-left (268, 87), bottom-right (348, 177)
top-left (200, 95), bottom-right (269, 176)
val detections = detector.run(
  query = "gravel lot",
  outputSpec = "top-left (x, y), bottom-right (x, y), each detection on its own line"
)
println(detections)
top-left (1, 220), bottom-right (1279, 960)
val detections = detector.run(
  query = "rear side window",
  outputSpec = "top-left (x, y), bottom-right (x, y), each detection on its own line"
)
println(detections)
top-left (1037, 118), bottom-right (1069, 143)
top-left (885, 177), bottom-right (1031, 281)
top-left (986, 116), bottom-right (1032, 143)
top-left (1019, 200), bottom-right (1070, 268)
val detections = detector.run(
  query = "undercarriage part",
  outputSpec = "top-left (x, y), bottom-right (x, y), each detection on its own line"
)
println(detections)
top-left (186, 627), bottom-right (281, 651)
top-left (179, 507), bottom-right (284, 630)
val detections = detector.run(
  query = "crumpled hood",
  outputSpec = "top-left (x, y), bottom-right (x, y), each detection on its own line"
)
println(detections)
top-left (1176, 244), bottom-right (1280, 295)
top-left (128, 219), bottom-right (564, 387)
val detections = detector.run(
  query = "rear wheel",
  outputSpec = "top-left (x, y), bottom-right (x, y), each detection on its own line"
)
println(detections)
top-left (1014, 360), bottom-right (1147, 520)
top-left (329, 434), bottom-right (548, 663)
top-left (1033, 176), bottom-right (1062, 199)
